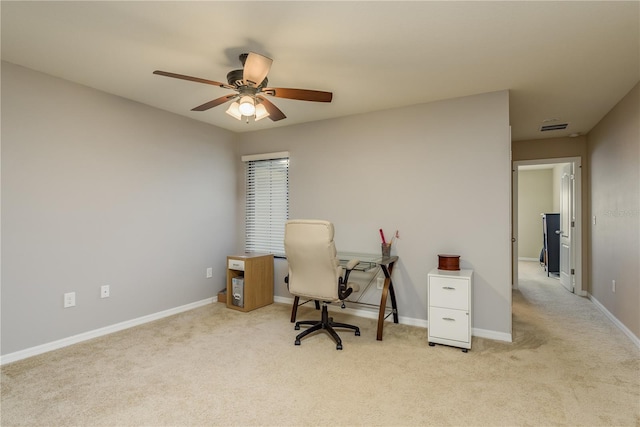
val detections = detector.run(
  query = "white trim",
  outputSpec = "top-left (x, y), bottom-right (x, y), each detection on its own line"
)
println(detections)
top-left (589, 295), bottom-right (640, 349)
top-left (513, 157), bottom-right (583, 295)
top-left (0, 298), bottom-right (214, 365)
top-left (512, 162), bottom-right (519, 290)
top-left (274, 296), bottom-right (513, 343)
top-left (241, 151), bottom-right (289, 162)
top-left (514, 157), bottom-right (580, 167)
top-left (473, 327), bottom-right (513, 342)
top-left (3, 295), bottom-right (517, 365)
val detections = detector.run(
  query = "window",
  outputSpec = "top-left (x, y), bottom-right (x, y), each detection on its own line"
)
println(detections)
top-left (242, 152), bottom-right (289, 256)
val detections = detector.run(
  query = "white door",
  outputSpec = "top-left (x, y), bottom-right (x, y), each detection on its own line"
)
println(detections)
top-left (559, 163), bottom-right (574, 292)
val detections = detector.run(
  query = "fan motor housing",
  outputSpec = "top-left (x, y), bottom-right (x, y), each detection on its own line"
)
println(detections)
top-left (227, 69), bottom-right (268, 89)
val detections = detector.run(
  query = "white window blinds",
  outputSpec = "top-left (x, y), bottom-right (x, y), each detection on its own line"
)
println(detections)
top-left (243, 152), bottom-right (289, 256)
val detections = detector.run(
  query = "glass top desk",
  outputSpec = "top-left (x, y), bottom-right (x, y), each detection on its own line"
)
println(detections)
top-left (290, 252), bottom-right (399, 341)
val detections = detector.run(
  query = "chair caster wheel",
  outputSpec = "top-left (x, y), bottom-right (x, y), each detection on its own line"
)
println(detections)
top-left (295, 340), bottom-right (301, 346)
top-left (462, 349), bottom-right (468, 353)
top-left (336, 344), bottom-right (343, 350)
top-left (428, 342), bottom-right (435, 346)
top-left (294, 325), bottom-right (300, 330)
top-left (355, 330), bottom-right (361, 336)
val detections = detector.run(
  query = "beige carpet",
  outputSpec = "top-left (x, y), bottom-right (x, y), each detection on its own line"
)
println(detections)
top-left (1, 261), bottom-right (639, 426)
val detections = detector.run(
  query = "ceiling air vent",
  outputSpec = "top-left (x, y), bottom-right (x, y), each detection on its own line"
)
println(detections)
top-left (540, 123), bottom-right (569, 132)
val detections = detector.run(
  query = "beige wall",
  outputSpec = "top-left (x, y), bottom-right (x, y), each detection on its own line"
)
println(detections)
top-left (1, 62), bottom-right (238, 355)
top-left (512, 136), bottom-right (588, 161)
top-left (4, 58), bottom-right (635, 355)
top-left (587, 83), bottom-right (639, 339)
top-left (518, 169), bottom-right (554, 259)
top-left (238, 91), bottom-right (513, 339)
top-left (0, 64), bottom-right (513, 355)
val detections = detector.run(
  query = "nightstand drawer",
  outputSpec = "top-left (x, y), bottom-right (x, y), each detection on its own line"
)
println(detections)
top-left (429, 307), bottom-right (469, 342)
top-left (429, 276), bottom-right (469, 310)
top-left (228, 259), bottom-right (245, 271)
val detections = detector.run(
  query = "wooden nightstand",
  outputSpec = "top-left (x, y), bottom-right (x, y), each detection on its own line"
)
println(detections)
top-left (226, 253), bottom-right (274, 312)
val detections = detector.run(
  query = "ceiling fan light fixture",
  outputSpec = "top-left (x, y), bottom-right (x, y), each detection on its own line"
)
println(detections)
top-left (154, 53), bottom-right (332, 124)
top-left (243, 52), bottom-right (273, 87)
top-left (238, 96), bottom-right (256, 116)
top-left (225, 101), bottom-right (242, 120)
top-left (254, 103), bottom-right (270, 121)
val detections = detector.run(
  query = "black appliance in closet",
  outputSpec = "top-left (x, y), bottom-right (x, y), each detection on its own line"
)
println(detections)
top-left (542, 213), bottom-right (560, 276)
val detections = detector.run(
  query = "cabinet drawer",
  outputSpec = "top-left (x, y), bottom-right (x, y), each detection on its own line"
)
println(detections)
top-left (429, 307), bottom-right (469, 343)
top-left (429, 277), bottom-right (468, 310)
top-left (228, 259), bottom-right (245, 271)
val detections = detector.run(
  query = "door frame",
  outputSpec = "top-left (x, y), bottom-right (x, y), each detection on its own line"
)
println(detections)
top-left (512, 157), bottom-right (584, 295)
top-left (559, 163), bottom-right (574, 292)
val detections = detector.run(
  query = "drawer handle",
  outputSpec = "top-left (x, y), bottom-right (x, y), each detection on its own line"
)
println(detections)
top-left (442, 286), bottom-right (455, 290)
top-left (442, 317), bottom-right (455, 321)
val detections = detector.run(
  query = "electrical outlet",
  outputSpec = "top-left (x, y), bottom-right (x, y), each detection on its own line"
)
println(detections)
top-left (612, 280), bottom-right (616, 293)
top-left (64, 292), bottom-right (76, 308)
top-left (206, 267), bottom-right (213, 278)
top-left (377, 277), bottom-right (385, 290)
top-left (101, 285), bottom-right (110, 298)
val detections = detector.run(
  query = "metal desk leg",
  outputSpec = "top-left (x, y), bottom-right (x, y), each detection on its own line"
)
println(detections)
top-left (376, 260), bottom-right (399, 340)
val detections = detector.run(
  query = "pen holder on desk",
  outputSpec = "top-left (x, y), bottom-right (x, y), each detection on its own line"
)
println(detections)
top-left (381, 243), bottom-right (391, 258)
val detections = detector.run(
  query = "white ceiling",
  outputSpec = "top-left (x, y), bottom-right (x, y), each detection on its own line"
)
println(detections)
top-left (2, 1), bottom-right (638, 141)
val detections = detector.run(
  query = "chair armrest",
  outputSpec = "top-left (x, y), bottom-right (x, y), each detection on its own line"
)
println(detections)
top-left (339, 259), bottom-right (360, 300)
top-left (345, 259), bottom-right (360, 270)
top-left (338, 277), bottom-right (353, 300)
top-left (343, 260), bottom-right (358, 283)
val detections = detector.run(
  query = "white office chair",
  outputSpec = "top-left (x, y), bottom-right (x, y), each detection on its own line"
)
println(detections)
top-left (284, 219), bottom-right (360, 350)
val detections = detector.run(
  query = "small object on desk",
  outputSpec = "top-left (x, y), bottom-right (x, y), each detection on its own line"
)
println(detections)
top-left (381, 243), bottom-right (391, 258)
top-left (389, 230), bottom-right (398, 246)
top-left (438, 254), bottom-right (460, 271)
top-left (379, 228), bottom-right (387, 244)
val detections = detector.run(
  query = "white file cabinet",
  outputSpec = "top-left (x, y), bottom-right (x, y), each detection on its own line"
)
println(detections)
top-left (427, 268), bottom-right (473, 352)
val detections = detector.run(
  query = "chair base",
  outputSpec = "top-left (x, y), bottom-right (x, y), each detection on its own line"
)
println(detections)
top-left (294, 304), bottom-right (360, 350)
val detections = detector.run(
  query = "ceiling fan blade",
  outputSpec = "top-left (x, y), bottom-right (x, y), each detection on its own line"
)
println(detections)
top-left (257, 96), bottom-right (286, 121)
top-left (191, 94), bottom-right (238, 111)
top-left (153, 70), bottom-right (234, 89)
top-left (262, 87), bottom-right (332, 102)
top-left (243, 52), bottom-right (273, 87)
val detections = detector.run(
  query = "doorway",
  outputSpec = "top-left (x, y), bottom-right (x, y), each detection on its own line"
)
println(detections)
top-left (512, 157), bottom-right (584, 295)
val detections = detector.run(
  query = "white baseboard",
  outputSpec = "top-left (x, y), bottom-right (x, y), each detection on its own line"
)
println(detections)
top-left (589, 294), bottom-right (640, 349)
top-left (274, 296), bottom-right (512, 342)
top-left (1, 298), bottom-right (215, 366)
top-left (274, 295), bottom-right (296, 305)
top-left (473, 327), bottom-right (512, 342)
top-left (3, 294), bottom-right (518, 365)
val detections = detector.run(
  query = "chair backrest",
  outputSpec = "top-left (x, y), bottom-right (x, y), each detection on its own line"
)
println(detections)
top-left (284, 220), bottom-right (343, 302)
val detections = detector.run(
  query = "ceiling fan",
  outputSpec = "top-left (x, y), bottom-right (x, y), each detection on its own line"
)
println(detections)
top-left (153, 52), bottom-right (333, 122)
